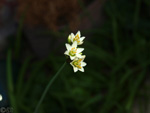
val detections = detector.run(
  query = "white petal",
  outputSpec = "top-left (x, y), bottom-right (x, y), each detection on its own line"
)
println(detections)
top-left (76, 31), bottom-right (81, 37)
top-left (73, 67), bottom-right (78, 72)
top-left (77, 48), bottom-right (84, 53)
top-left (73, 57), bottom-right (78, 61)
top-left (71, 33), bottom-right (75, 38)
top-left (81, 62), bottom-right (87, 67)
top-left (65, 44), bottom-right (71, 50)
top-left (80, 37), bottom-right (85, 41)
top-left (81, 55), bottom-right (86, 59)
top-left (72, 41), bottom-right (77, 48)
top-left (70, 56), bottom-right (75, 60)
top-left (64, 51), bottom-right (69, 55)
top-left (70, 62), bottom-right (74, 67)
top-left (78, 42), bottom-right (83, 45)
top-left (79, 68), bottom-right (84, 72)
top-left (76, 54), bottom-right (82, 58)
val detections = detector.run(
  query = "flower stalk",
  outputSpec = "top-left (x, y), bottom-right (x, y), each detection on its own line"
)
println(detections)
top-left (34, 62), bottom-right (66, 113)
top-left (34, 31), bottom-right (87, 112)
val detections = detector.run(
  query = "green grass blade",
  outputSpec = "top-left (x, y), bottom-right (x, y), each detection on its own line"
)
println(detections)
top-left (112, 17), bottom-right (120, 58)
top-left (7, 49), bottom-right (18, 113)
top-left (133, 0), bottom-right (141, 41)
top-left (21, 59), bottom-right (47, 98)
top-left (82, 94), bottom-right (102, 109)
top-left (15, 6), bottom-right (28, 58)
top-left (16, 55), bottom-right (33, 96)
top-left (125, 70), bottom-right (146, 111)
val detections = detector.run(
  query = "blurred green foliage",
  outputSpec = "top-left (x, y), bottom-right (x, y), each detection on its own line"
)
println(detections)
top-left (6, 0), bottom-right (150, 113)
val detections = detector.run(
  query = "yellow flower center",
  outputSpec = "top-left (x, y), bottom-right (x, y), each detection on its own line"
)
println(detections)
top-left (73, 59), bottom-right (82, 69)
top-left (74, 34), bottom-right (80, 43)
top-left (69, 47), bottom-right (77, 56)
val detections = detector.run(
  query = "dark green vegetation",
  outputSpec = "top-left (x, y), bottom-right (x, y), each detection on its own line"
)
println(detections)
top-left (6, 0), bottom-right (150, 113)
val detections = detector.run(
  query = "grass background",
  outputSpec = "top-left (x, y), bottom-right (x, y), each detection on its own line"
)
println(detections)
top-left (4, 0), bottom-right (150, 113)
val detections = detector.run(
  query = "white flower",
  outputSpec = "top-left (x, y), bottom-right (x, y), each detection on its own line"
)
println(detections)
top-left (65, 31), bottom-right (87, 72)
top-left (69, 31), bottom-right (85, 45)
top-left (70, 57), bottom-right (87, 72)
top-left (64, 41), bottom-right (84, 60)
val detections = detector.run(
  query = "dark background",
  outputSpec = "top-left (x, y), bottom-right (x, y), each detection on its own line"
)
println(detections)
top-left (0, 0), bottom-right (150, 113)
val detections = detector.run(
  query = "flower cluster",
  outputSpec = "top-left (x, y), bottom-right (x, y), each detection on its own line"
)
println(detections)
top-left (64, 31), bottom-right (87, 72)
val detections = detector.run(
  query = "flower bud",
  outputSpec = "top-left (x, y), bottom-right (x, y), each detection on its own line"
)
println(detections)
top-left (67, 35), bottom-right (72, 44)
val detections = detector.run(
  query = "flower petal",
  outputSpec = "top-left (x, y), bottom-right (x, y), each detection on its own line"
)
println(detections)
top-left (76, 31), bottom-right (81, 37)
top-left (71, 33), bottom-right (75, 38)
top-left (81, 62), bottom-right (87, 67)
top-left (78, 42), bottom-right (83, 45)
top-left (79, 68), bottom-right (84, 72)
top-left (73, 67), bottom-right (78, 72)
top-left (64, 51), bottom-right (69, 55)
top-left (72, 41), bottom-right (77, 48)
top-left (80, 37), bottom-right (85, 41)
top-left (77, 48), bottom-right (84, 53)
top-left (81, 55), bottom-right (86, 59)
top-left (76, 54), bottom-right (82, 58)
top-left (70, 62), bottom-right (74, 67)
top-left (65, 44), bottom-right (71, 50)
top-left (70, 56), bottom-right (75, 60)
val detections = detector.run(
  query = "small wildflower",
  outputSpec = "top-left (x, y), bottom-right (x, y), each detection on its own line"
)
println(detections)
top-left (70, 57), bottom-right (87, 72)
top-left (65, 31), bottom-right (87, 72)
top-left (64, 41), bottom-right (84, 60)
top-left (69, 31), bottom-right (85, 45)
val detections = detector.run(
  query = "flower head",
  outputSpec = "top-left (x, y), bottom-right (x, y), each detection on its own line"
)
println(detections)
top-left (70, 57), bottom-right (87, 72)
top-left (64, 41), bottom-right (84, 60)
top-left (65, 31), bottom-right (87, 73)
top-left (68, 31), bottom-right (85, 45)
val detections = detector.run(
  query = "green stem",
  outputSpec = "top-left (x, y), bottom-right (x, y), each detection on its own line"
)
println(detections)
top-left (34, 62), bottom-right (66, 113)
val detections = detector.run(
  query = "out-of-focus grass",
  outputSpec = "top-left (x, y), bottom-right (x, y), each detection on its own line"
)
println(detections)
top-left (14, 6), bottom-right (28, 58)
top-left (6, 0), bottom-right (150, 113)
top-left (6, 49), bottom-right (18, 113)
